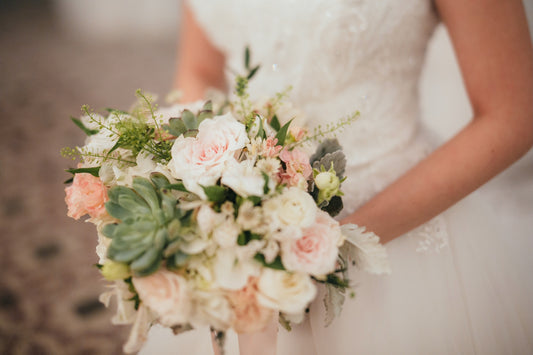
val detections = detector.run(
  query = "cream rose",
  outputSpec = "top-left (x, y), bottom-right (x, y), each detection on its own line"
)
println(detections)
top-left (256, 269), bottom-right (316, 315)
top-left (168, 113), bottom-right (248, 198)
top-left (132, 269), bottom-right (191, 327)
top-left (221, 160), bottom-right (266, 197)
top-left (262, 187), bottom-right (317, 239)
top-left (281, 210), bottom-right (341, 276)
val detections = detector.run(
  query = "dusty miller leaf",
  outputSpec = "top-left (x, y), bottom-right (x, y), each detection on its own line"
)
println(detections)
top-left (323, 284), bottom-right (346, 327)
top-left (340, 224), bottom-right (391, 275)
top-left (310, 139), bottom-right (342, 164)
top-left (312, 150), bottom-right (346, 178)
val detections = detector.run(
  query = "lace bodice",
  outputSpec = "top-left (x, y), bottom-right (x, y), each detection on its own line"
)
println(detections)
top-left (188, 0), bottom-right (446, 251)
top-left (188, 0), bottom-right (438, 167)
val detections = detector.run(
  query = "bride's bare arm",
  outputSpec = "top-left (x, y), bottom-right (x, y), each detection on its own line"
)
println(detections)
top-left (342, 0), bottom-right (533, 242)
top-left (173, 3), bottom-right (226, 101)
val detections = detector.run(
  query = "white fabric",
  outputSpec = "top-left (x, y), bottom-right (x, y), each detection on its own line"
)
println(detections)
top-left (140, 0), bottom-right (533, 354)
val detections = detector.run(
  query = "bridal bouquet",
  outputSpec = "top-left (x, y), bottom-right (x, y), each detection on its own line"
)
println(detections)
top-left (63, 52), bottom-right (390, 354)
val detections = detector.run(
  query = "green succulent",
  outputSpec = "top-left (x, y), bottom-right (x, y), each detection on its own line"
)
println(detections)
top-left (102, 173), bottom-right (184, 277)
top-left (163, 101), bottom-right (214, 138)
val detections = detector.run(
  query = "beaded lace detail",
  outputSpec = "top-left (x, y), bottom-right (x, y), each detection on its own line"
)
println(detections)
top-left (188, 0), bottom-right (447, 251)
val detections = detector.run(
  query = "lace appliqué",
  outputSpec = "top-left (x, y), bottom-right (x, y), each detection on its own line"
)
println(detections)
top-left (407, 215), bottom-right (449, 253)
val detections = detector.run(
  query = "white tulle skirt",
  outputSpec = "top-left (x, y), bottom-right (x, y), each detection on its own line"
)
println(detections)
top-left (140, 137), bottom-right (533, 355)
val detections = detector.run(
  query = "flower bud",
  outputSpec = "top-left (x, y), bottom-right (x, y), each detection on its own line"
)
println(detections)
top-left (101, 260), bottom-right (131, 281)
top-left (314, 171), bottom-right (340, 192)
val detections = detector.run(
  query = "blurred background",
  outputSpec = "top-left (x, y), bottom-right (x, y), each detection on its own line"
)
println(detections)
top-left (0, 1), bottom-right (532, 354)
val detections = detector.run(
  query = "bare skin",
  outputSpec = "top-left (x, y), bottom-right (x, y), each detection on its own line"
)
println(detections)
top-left (175, 0), bottom-right (533, 353)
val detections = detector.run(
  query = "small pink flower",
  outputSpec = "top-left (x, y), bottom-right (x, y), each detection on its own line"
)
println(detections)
top-left (279, 148), bottom-right (312, 187)
top-left (289, 126), bottom-right (307, 142)
top-left (281, 210), bottom-right (342, 276)
top-left (65, 173), bottom-right (108, 219)
top-left (227, 277), bottom-right (276, 333)
top-left (262, 136), bottom-right (282, 158)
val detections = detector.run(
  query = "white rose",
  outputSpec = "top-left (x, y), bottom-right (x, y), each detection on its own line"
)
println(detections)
top-left (213, 248), bottom-right (260, 290)
top-left (281, 210), bottom-right (341, 276)
top-left (191, 290), bottom-right (234, 330)
top-left (132, 269), bottom-right (191, 327)
top-left (256, 269), bottom-right (316, 315)
top-left (168, 113), bottom-right (248, 198)
top-left (221, 160), bottom-right (266, 197)
top-left (263, 187), bottom-right (317, 236)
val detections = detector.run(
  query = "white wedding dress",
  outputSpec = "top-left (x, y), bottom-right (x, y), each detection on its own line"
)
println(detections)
top-left (140, 0), bottom-right (533, 354)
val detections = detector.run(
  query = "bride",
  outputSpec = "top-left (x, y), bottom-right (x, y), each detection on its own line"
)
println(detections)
top-left (140, 0), bottom-right (533, 354)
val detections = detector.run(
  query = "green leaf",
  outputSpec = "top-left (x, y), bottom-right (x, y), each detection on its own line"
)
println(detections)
top-left (71, 117), bottom-right (99, 136)
top-left (166, 117), bottom-right (187, 136)
top-left (202, 100), bottom-right (213, 112)
top-left (247, 195), bottom-right (262, 206)
top-left (105, 202), bottom-right (135, 222)
top-left (270, 115), bottom-right (281, 131)
top-left (254, 254), bottom-right (285, 270)
top-left (167, 183), bottom-right (188, 192)
top-left (247, 65), bottom-right (260, 80)
top-left (197, 110), bottom-right (213, 123)
top-left (181, 110), bottom-right (197, 130)
top-left (105, 108), bottom-right (129, 115)
top-left (237, 232), bottom-right (247, 246)
top-left (201, 185), bottom-right (227, 203)
top-left (245, 46), bottom-right (250, 69)
top-left (256, 115), bottom-right (266, 139)
top-left (275, 118), bottom-right (294, 146)
top-left (150, 173), bottom-right (170, 189)
top-left (132, 177), bottom-right (160, 212)
top-left (66, 166), bottom-right (100, 177)
top-left (261, 172), bottom-right (270, 195)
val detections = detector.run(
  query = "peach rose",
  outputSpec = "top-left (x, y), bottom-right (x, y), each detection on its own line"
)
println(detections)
top-left (281, 210), bottom-right (342, 276)
top-left (227, 277), bottom-right (276, 333)
top-left (132, 269), bottom-right (191, 327)
top-left (65, 172), bottom-right (108, 220)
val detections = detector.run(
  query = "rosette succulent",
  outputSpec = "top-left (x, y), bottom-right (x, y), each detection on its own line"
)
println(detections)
top-left (102, 173), bottom-right (184, 276)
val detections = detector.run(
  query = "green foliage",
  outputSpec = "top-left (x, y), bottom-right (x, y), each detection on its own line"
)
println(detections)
top-left (163, 101), bottom-right (214, 138)
top-left (274, 119), bottom-right (294, 146)
top-left (201, 185), bottom-right (228, 203)
top-left (71, 117), bottom-right (99, 136)
top-left (102, 175), bottom-right (186, 277)
top-left (254, 254), bottom-right (285, 270)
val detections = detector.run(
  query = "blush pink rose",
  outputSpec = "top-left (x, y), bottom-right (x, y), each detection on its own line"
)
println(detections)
top-left (65, 173), bottom-right (108, 220)
top-left (227, 277), bottom-right (276, 333)
top-left (279, 148), bottom-right (312, 187)
top-left (168, 113), bottom-right (248, 197)
top-left (281, 210), bottom-right (342, 276)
